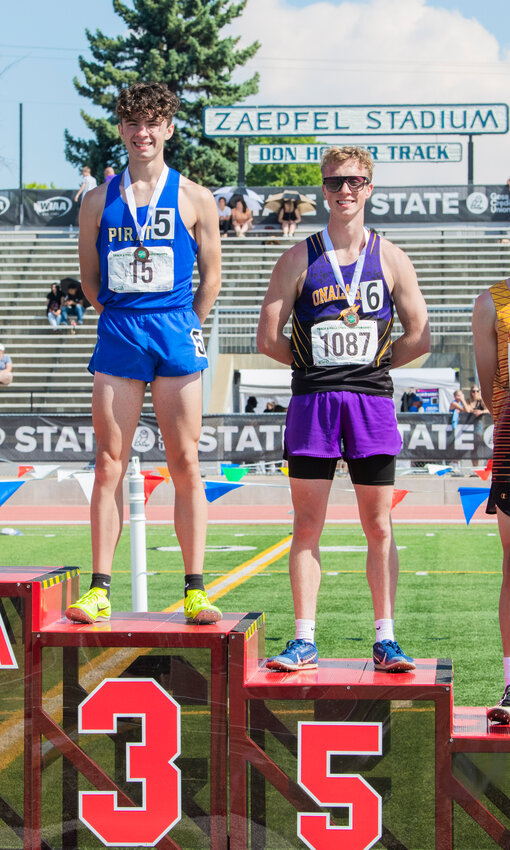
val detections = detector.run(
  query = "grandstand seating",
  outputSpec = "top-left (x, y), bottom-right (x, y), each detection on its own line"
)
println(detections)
top-left (0, 225), bottom-right (508, 412)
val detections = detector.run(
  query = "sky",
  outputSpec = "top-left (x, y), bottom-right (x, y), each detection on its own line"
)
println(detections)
top-left (1, 0), bottom-right (510, 189)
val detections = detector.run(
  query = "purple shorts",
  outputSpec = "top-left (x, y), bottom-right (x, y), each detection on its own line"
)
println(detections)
top-left (284, 391), bottom-right (402, 459)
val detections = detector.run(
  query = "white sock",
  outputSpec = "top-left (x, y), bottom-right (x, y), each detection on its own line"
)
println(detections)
top-left (375, 618), bottom-right (395, 643)
top-left (503, 657), bottom-right (510, 688)
top-left (295, 619), bottom-right (315, 643)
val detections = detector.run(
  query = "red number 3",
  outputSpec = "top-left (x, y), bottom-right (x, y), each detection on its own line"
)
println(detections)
top-left (79, 678), bottom-right (181, 846)
top-left (298, 721), bottom-right (382, 850)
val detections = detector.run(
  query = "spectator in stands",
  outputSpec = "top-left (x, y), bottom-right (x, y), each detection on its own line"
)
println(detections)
top-left (74, 166), bottom-right (97, 203)
top-left (46, 282), bottom-right (63, 331)
top-left (217, 196), bottom-right (231, 238)
top-left (0, 343), bottom-right (13, 386)
top-left (103, 166), bottom-right (116, 184)
top-left (278, 199), bottom-right (301, 237)
top-left (408, 394), bottom-right (423, 412)
top-left (231, 199), bottom-right (253, 237)
top-left (245, 395), bottom-right (257, 413)
top-left (473, 281), bottom-right (510, 721)
top-left (468, 385), bottom-right (490, 467)
top-left (257, 144), bottom-right (429, 674)
top-left (61, 282), bottom-right (85, 327)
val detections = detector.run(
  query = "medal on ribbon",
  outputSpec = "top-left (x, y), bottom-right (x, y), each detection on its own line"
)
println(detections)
top-left (134, 244), bottom-right (150, 262)
top-left (340, 304), bottom-right (360, 326)
top-left (124, 165), bottom-right (169, 263)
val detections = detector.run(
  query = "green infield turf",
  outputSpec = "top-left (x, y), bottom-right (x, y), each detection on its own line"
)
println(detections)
top-left (0, 522), bottom-right (503, 707)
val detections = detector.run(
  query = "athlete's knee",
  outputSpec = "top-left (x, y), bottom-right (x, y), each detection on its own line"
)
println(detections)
top-left (362, 515), bottom-right (393, 547)
top-left (94, 451), bottom-right (124, 487)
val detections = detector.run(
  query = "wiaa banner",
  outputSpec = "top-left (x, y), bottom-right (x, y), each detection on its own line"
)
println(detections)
top-left (0, 413), bottom-right (493, 463)
top-left (0, 186), bottom-right (508, 228)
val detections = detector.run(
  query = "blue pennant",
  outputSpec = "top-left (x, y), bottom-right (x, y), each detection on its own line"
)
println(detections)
top-left (458, 486), bottom-right (490, 525)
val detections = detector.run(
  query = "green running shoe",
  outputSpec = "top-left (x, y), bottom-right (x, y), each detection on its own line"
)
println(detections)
top-left (184, 589), bottom-right (222, 624)
top-left (65, 587), bottom-right (111, 624)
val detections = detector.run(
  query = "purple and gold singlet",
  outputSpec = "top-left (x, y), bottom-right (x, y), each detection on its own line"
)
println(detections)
top-left (290, 230), bottom-right (394, 396)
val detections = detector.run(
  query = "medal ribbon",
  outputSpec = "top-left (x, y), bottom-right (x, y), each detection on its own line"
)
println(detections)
top-left (323, 227), bottom-right (370, 307)
top-left (124, 164), bottom-right (169, 247)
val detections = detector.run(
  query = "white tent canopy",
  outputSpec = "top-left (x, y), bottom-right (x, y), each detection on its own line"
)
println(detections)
top-left (238, 367), bottom-right (459, 414)
top-left (390, 367), bottom-right (459, 413)
top-left (238, 369), bottom-right (291, 413)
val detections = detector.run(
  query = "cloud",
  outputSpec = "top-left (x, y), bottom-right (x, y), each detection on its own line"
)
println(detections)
top-left (231, 0), bottom-right (510, 184)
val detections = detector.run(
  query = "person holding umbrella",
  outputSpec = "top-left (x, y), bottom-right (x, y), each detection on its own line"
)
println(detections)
top-left (278, 199), bottom-right (301, 237)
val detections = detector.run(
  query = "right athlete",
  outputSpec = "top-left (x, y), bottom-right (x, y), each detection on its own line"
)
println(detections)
top-left (257, 145), bottom-right (430, 673)
top-left (65, 81), bottom-right (222, 626)
top-left (473, 280), bottom-right (510, 721)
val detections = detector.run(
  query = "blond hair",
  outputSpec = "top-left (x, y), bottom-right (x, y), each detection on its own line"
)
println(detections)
top-left (321, 146), bottom-right (374, 181)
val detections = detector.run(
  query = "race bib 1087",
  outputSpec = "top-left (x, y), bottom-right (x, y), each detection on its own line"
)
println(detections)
top-left (311, 319), bottom-right (378, 366)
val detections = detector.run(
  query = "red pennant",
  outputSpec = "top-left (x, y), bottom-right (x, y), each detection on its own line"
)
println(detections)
top-left (141, 471), bottom-right (165, 504)
top-left (17, 465), bottom-right (34, 478)
top-left (391, 489), bottom-right (409, 510)
top-left (474, 458), bottom-right (493, 481)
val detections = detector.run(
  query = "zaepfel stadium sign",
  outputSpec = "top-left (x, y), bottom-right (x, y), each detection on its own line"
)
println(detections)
top-left (203, 103), bottom-right (509, 137)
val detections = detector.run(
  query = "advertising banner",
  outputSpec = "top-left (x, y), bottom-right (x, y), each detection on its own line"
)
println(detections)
top-left (0, 185), bottom-right (508, 227)
top-left (0, 413), bottom-right (492, 463)
top-left (0, 190), bottom-right (20, 226)
top-left (22, 189), bottom-right (79, 227)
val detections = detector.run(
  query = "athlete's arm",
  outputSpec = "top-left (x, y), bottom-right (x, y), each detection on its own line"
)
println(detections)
top-left (257, 242), bottom-right (307, 366)
top-left (78, 186), bottom-right (106, 314)
top-left (472, 288), bottom-right (497, 416)
top-left (381, 240), bottom-right (430, 368)
top-left (180, 181), bottom-right (221, 324)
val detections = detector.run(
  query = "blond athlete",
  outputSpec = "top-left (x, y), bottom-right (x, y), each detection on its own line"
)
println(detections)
top-left (257, 146), bottom-right (429, 672)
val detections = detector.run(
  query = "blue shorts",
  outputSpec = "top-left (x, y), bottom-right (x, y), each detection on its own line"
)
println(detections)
top-left (88, 308), bottom-right (208, 381)
top-left (284, 391), bottom-right (402, 460)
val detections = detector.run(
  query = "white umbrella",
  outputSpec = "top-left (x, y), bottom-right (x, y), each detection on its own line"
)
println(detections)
top-left (213, 186), bottom-right (264, 213)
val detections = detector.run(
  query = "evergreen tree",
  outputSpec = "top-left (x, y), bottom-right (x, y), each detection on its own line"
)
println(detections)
top-left (64, 0), bottom-right (260, 185)
top-left (246, 137), bottom-right (323, 187)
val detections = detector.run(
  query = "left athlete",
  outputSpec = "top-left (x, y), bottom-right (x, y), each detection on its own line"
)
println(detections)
top-left (65, 81), bottom-right (222, 626)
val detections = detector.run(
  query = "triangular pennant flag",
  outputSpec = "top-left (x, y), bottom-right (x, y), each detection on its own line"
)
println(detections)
top-left (204, 480), bottom-right (243, 502)
top-left (279, 466), bottom-right (289, 477)
top-left (427, 464), bottom-right (452, 476)
top-left (221, 463), bottom-right (240, 475)
top-left (28, 464), bottom-right (60, 480)
top-left (17, 465), bottom-right (34, 478)
top-left (223, 467), bottom-right (249, 482)
top-left (458, 487), bottom-right (490, 525)
top-left (155, 466), bottom-right (171, 482)
top-left (0, 481), bottom-right (24, 507)
top-left (474, 458), bottom-right (493, 481)
top-left (73, 474), bottom-right (95, 505)
top-left (141, 472), bottom-right (165, 504)
top-left (391, 489), bottom-right (409, 510)
top-left (57, 468), bottom-right (83, 482)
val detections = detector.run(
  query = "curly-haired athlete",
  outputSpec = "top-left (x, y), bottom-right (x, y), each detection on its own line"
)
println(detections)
top-left (65, 81), bottom-right (222, 626)
top-left (257, 146), bottom-right (430, 672)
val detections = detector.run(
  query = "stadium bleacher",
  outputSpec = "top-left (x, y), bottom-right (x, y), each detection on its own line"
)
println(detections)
top-left (0, 225), bottom-right (508, 413)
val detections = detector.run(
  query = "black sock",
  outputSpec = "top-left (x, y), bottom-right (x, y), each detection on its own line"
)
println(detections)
top-left (90, 573), bottom-right (111, 599)
top-left (185, 574), bottom-right (205, 595)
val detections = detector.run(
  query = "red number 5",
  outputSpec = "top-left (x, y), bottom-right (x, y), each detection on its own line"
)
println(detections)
top-left (298, 721), bottom-right (382, 850)
top-left (79, 678), bottom-right (181, 846)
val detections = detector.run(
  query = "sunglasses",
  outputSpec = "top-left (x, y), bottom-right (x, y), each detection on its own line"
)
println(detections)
top-left (322, 176), bottom-right (370, 192)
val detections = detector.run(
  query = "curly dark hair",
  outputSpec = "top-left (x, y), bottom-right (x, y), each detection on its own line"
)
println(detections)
top-left (116, 82), bottom-right (181, 124)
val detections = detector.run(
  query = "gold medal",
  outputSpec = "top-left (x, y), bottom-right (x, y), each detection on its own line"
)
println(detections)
top-left (340, 305), bottom-right (360, 326)
top-left (134, 244), bottom-right (150, 262)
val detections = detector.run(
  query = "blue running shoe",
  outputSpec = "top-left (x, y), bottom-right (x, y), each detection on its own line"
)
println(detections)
top-left (373, 639), bottom-right (415, 672)
top-left (266, 639), bottom-right (319, 672)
